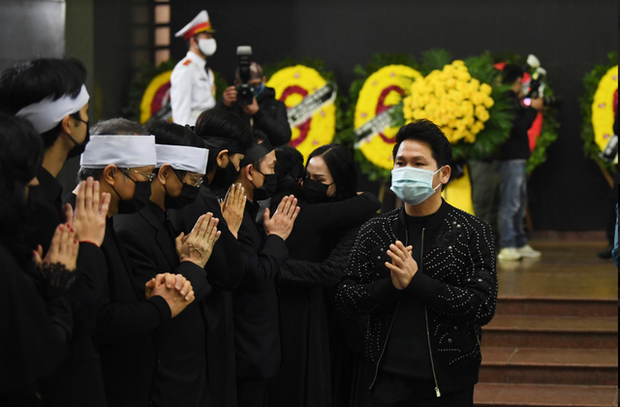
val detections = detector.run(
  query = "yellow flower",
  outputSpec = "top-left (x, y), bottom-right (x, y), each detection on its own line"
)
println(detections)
top-left (459, 71), bottom-right (471, 82)
top-left (480, 83), bottom-right (493, 96)
top-left (483, 96), bottom-right (495, 109)
top-left (452, 60), bottom-right (465, 67)
top-left (464, 116), bottom-right (475, 127)
top-left (471, 92), bottom-right (484, 106)
top-left (475, 105), bottom-right (487, 119)
top-left (469, 78), bottom-right (480, 89)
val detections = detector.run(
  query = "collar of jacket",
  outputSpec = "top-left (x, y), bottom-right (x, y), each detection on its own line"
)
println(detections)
top-left (392, 198), bottom-right (450, 242)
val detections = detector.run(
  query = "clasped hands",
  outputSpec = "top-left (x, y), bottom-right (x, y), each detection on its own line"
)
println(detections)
top-left (385, 240), bottom-right (418, 290)
top-left (145, 273), bottom-right (195, 318)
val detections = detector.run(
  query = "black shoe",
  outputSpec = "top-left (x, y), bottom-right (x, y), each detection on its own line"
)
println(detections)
top-left (597, 244), bottom-right (613, 259)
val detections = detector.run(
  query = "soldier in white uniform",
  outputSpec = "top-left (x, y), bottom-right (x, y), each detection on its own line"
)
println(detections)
top-left (171, 10), bottom-right (217, 126)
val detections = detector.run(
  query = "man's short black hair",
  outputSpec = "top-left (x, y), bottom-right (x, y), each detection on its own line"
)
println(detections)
top-left (195, 109), bottom-right (253, 173)
top-left (0, 58), bottom-right (87, 149)
top-left (392, 119), bottom-right (452, 168)
top-left (502, 64), bottom-right (524, 85)
top-left (147, 120), bottom-right (206, 178)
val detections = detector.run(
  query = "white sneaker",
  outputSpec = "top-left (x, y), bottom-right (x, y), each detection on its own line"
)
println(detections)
top-left (498, 247), bottom-right (522, 261)
top-left (517, 244), bottom-right (542, 258)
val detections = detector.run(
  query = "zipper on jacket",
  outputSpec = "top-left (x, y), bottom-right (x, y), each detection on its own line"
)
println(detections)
top-left (421, 228), bottom-right (441, 398)
top-left (368, 229), bottom-right (409, 391)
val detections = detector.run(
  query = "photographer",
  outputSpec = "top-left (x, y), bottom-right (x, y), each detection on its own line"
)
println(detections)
top-left (217, 62), bottom-right (291, 147)
top-left (496, 64), bottom-right (544, 262)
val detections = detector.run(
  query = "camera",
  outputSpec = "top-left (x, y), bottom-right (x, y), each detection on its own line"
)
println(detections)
top-left (521, 64), bottom-right (561, 108)
top-left (235, 45), bottom-right (254, 106)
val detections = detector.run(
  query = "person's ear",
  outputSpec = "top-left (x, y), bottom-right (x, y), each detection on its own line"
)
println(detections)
top-left (439, 165), bottom-right (452, 185)
top-left (157, 164), bottom-right (171, 184)
top-left (245, 164), bottom-right (254, 182)
top-left (60, 114), bottom-right (73, 137)
top-left (103, 165), bottom-right (117, 186)
top-left (216, 149), bottom-right (230, 168)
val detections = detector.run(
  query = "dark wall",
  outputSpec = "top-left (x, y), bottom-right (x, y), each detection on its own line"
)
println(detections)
top-left (172, 0), bottom-right (616, 232)
top-left (0, 0), bottom-right (65, 72)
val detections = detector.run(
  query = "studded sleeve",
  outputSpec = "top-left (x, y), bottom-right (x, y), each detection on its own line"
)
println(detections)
top-left (405, 214), bottom-right (498, 326)
top-left (336, 219), bottom-right (401, 318)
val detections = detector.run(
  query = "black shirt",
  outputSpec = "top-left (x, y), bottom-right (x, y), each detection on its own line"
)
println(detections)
top-left (380, 210), bottom-right (436, 379)
top-left (498, 91), bottom-right (539, 161)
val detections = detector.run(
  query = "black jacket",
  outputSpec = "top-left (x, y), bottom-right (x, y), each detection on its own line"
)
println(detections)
top-left (32, 177), bottom-right (108, 407)
top-left (336, 201), bottom-right (497, 396)
top-left (233, 200), bottom-right (289, 378)
top-left (113, 201), bottom-right (212, 407)
top-left (216, 86), bottom-right (291, 147)
top-left (0, 243), bottom-right (72, 405)
top-left (498, 91), bottom-right (538, 161)
top-left (65, 192), bottom-right (172, 407)
top-left (168, 184), bottom-right (248, 407)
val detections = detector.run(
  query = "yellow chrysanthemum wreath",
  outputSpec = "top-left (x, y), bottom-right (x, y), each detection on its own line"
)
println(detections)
top-left (403, 60), bottom-right (494, 144)
top-left (266, 65), bottom-right (336, 160)
top-left (591, 65), bottom-right (618, 152)
top-left (354, 65), bottom-right (422, 171)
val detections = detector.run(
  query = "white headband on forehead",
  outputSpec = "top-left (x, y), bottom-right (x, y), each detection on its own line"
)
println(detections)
top-left (156, 144), bottom-right (209, 175)
top-left (15, 85), bottom-right (90, 134)
top-left (80, 135), bottom-right (157, 169)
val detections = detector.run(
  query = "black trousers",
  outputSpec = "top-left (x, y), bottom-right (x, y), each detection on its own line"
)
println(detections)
top-left (237, 377), bottom-right (269, 407)
top-left (368, 373), bottom-right (474, 407)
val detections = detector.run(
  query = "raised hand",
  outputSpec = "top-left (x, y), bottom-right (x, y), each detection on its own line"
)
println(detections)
top-left (71, 177), bottom-right (110, 247)
top-left (33, 223), bottom-right (80, 271)
top-left (263, 195), bottom-right (300, 241)
top-left (175, 213), bottom-right (221, 268)
top-left (385, 241), bottom-right (417, 290)
top-left (220, 183), bottom-right (246, 238)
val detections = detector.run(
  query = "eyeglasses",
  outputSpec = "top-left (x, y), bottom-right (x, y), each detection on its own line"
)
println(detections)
top-left (172, 170), bottom-right (204, 188)
top-left (121, 168), bottom-right (156, 183)
top-left (185, 174), bottom-right (204, 188)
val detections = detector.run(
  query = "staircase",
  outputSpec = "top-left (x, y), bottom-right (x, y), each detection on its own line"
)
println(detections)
top-left (474, 296), bottom-right (618, 406)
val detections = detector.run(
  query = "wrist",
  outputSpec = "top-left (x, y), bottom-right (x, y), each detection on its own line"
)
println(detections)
top-left (79, 240), bottom-right (100, 248)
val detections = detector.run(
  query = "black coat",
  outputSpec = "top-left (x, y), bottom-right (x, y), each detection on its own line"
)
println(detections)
top-left (64, 193), bottom-right (173, 407)
top-left (113, 201), bottom-right (211, 407)
top-left (216, 87), bottom-right (292, 147)
top-left (268, 193), bottom-right (381, 407)
top-left (31, 174), bottom-right (109, 407)
top-left (234, 200), bottom-right (289, 379)
top-left (0, 243), bottom-right (72, 406)
top-left (168, 184), bottom-right (248, 407)
top-left (336, 201), bottom-right (498, 395)
top-left (498, 91), bottom-right (538, 161)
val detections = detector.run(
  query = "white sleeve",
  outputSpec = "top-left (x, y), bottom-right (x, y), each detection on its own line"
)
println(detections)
top-left (170, 65), bottom-right (194, 126)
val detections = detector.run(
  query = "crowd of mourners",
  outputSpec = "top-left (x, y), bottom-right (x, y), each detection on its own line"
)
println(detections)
top-left (0, 56), bottom-right (498, 407)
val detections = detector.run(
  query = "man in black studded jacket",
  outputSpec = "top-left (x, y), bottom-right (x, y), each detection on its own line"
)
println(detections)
top-left (336, 120), bottom-right (497, 407)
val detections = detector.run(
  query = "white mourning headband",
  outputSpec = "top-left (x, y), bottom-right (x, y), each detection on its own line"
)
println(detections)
top-left (80, 135), bottom-right (157, 169)
top-left (156, 144), bottom-right (209, 175)
top-left (15, 85), bottom-right (90, 133)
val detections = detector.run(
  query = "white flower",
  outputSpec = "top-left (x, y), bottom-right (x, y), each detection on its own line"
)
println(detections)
top-left (536, 67), bottom-right (547, 76)
top-left (527, 54), bottom-right (540, 68)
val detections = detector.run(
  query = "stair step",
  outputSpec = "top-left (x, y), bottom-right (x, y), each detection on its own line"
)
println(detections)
top-left (496, 297), bottom-right (617, 317)
top-left (480, 347), bottom-right (618, 386)
top-left (482, 315), bottom-right (618, 348)
top-left (474, 383), bottom-right (618, 406)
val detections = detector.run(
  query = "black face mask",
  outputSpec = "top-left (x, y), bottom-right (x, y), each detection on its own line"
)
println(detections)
top-left (210, 161), bottom-right (240, 191)
top-left (303, 178), bottom-right (331, 204)
top-left (67, 118), bottom-right (90, 159)
top-left (253, 172), bottom-right (278, 201)
top-left (114, 181), bottom-right (152, 214)
top-left (165, 182), bottom-right (200, 209)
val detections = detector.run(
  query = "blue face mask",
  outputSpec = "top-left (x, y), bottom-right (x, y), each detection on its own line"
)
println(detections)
top-left (390, 166), bottom-right (444, 206)
top-left (254, 82), bottom-right (265, 97)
